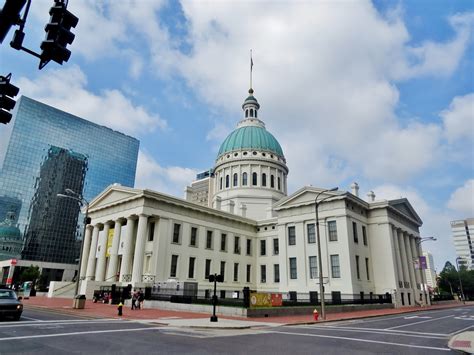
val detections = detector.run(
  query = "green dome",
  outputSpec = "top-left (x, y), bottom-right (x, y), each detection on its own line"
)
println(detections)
top-left (218, 126), bottom-right (284, 157)
top-left (0, 225), bottom-right (21, 239)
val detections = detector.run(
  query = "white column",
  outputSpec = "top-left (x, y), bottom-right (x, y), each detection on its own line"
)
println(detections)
top-left (132, 214), bottom-right (149, 284)
top-left (120, 217), bottom-right (136, 282)
top-left (106, 219), bottom-right (122, 282)
top-left (397, 229), bottom-right (409, 288)
top-left (392, 226), bottom-right (404, 288)
top-left (410, 236), bottom-right (422, 302)
top-left (403, 232), bottom-right (417, 304)
top-left (85, 225), bottom-right (100, 280)
top-left (95, 223), bottom-right (110, 282)
top-left (79, 225), bottom-right (93, 279)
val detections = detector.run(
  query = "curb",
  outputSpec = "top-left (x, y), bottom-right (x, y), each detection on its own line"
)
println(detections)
top-left (281, 302), bottom-right (472, 326)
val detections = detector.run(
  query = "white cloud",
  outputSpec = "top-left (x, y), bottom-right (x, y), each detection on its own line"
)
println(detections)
top-left (135, 150), bottom-right (198, 198)
top-left (441, 93), bottom-right (474, 142)
top-left (16, 65), bottom-right (166, 136)
top-left (448, 179), bottom-right (474, 217)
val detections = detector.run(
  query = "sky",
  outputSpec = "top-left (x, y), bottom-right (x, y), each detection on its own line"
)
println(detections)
top-left (0, 0), bottom-right (473, 272)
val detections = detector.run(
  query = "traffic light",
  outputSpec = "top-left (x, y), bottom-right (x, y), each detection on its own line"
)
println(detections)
top-left (0, 73), bottom-right (19, 124)
top-left (39, 0), bottom-right (78, 69)
top-left (208, 274), bottom-right (224, 283)
top-left (0, 0), bottom-right (27, 44)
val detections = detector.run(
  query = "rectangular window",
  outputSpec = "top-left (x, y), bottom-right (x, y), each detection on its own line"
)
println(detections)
top-left (307, 223), bottom-right (316, 243)
top-left (172, 223), bottom-right (181, 243)
top-left (365, 257), bottom-right (370, 280)
top-left (188, 257), bottom-right (195, 279)
top-left (246, 264), bottom-right (251, 283)
top-left (190, 227), bottom-right (197, 246)
top-left (148, 222), bottom-right (155, 241)
top-left (352, 222), bottom-right (358, 243)
top-left (309, 256), bottom-right (318, 279)
top-left (170, 255), bottom-right (178, 277)
top-left (205, 259), bottom-right (211, 279)
top-left (220, 233), bottom-right (226, 251)
top-left (362, 226), bottom-right (367, 246)
top-left (328, 221), bottom-right (338, 241)
top-left (246, 239), bottom-right (251, 255)
top-left (234, 236), bottom-right (240, 254)
top-left (233, 263), bottom-right (239, 282)
top-left (260, 239), bottom-right (266, 256)
top-left (289, 257), bottom-right (297, 279)
top-left (274, 264), bottom-right (280, 283)
top-left (206, 230), bottom-right (213, 249)
top-left (273, 238), bottom-right (279, 255)
top-left (288, 226), bottom-right (296, 245)
top-left (330, 255), bottom-right (340, 278)
top-left (356, 255), bottom-right (360, 279)
top-left (260, 265), bottom-right (266, 283)
top-left (220, 261), bottom-right (226, 281)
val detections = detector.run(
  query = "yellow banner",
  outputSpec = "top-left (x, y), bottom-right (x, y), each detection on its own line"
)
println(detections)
top-left (250, 292), bottom-right (272, 308)
top-left (106, 228), bottom-right (114, 257)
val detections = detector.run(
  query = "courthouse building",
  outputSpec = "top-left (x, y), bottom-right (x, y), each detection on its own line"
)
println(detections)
top-left (80, 88), bottom-right (427, 307)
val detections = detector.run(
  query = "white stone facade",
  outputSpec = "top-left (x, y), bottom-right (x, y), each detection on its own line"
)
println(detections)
top-left (79, 89), bottom-right (428, 307)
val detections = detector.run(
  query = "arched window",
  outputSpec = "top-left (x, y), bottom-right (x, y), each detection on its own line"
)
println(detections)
top-left (220, 177), bottom-right (223, 190)
top-left (255, 110), bottom-right (257, 118)
top-left (278, 177), bottom-right (281, 190)
top-left (271, 175), bottom-right (275, 188)
top-left (262, 173), bottom-right (267, 187)
top-left (250, 109), bottom-right (254, 117)
top-left (252, 172), bottom-right (258, 186)
top-left (233, 173), bottom-right (238, 187)
top-left (245, 109), bottom-right (249, 118)
top-left (225, 175), bottom-right (230, 188)
top-left (242, 172), bottom-right (248, 186)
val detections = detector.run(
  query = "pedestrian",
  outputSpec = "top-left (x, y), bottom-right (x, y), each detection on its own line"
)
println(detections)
top-left (138, 289), bottom-right (144, 310)
top-left (131, 290), bottom-right (137, 310)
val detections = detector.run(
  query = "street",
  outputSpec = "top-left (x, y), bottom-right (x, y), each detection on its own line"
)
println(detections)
top-left (0, 305), bottom-right (472, 354)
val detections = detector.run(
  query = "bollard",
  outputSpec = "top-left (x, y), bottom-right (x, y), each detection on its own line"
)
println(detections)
top-left (313, 309), bottom-right (319, 321)
top-left (117, 302), bottom-right (123, 316)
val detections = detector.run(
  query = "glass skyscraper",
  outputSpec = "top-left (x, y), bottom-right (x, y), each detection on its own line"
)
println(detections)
top-left (0, 96), bottom-right (139, 264)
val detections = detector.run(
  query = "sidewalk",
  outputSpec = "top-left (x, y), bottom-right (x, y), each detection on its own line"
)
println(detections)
top-left (21, 296), bottom-right (472, 329)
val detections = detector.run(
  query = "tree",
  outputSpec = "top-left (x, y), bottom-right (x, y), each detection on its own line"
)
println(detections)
top-left (438, 261), bottom-right (474, 300)
top-left (19, 265), bottom-right (40, 283)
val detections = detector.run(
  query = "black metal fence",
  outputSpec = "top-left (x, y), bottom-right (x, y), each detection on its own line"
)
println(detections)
top-left (147, 289), bottom-right (392, 308)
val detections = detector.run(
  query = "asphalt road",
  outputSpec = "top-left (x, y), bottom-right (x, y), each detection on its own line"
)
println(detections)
top-left (0, 305), bottom-right (472, 354)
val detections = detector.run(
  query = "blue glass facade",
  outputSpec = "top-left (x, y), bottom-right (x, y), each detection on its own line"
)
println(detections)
top-left (0, 96), bottom-right (139, 263)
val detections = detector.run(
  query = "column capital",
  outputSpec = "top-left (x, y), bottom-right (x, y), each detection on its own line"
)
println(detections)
top-left (138, 213), bottom-right (149, 219)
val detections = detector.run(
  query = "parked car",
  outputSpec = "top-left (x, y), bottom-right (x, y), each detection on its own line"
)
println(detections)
top-left (0, 288), bottom-right (23, 321)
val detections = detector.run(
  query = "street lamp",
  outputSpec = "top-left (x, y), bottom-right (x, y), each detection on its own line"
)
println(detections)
top-left (57, 189), bottom-right (89, 301)
top-left (455, 257), bottom-right (466, 304)
top-left (315, 186), bottom-right (338, 320)
top-left (415, 237), bottom-right (436, 306)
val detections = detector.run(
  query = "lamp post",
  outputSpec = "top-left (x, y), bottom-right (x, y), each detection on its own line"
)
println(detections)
top-left (455, 257), bottom-right (466, 304)
top-left (415, 237), bottom-right (436, 306)
top-left (315, 187), bottom-right (338, 320)
top-left (57, 189), bottom-right (89, 299)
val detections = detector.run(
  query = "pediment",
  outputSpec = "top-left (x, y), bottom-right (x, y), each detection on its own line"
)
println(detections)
top-left (389, 199), bottom-right (423, 226)
top-left (274, 186), bottom-right (342, 210)
top-left (89, 185), bottom-right (141, 209)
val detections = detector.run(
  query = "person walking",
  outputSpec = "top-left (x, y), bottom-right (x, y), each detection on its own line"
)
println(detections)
top-left (138, 289), bottom-right (144, 310)
top-left (131, 290), bottom-right (137, 310)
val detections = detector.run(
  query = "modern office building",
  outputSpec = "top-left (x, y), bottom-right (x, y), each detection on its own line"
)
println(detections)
top-left (0, 96), bottom-right (139, 283)
top-left (21, 146), bottom-right (88, 264)
top-left (79, 87), bottom-right (428, 308)
top-left (423, 251), bottom-right (437, 290)
top-left (451, 219), bottom-right (474, 270)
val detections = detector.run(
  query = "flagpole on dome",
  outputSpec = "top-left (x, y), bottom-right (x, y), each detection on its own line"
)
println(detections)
top-left (250, 49), bottom-right (254, 93)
